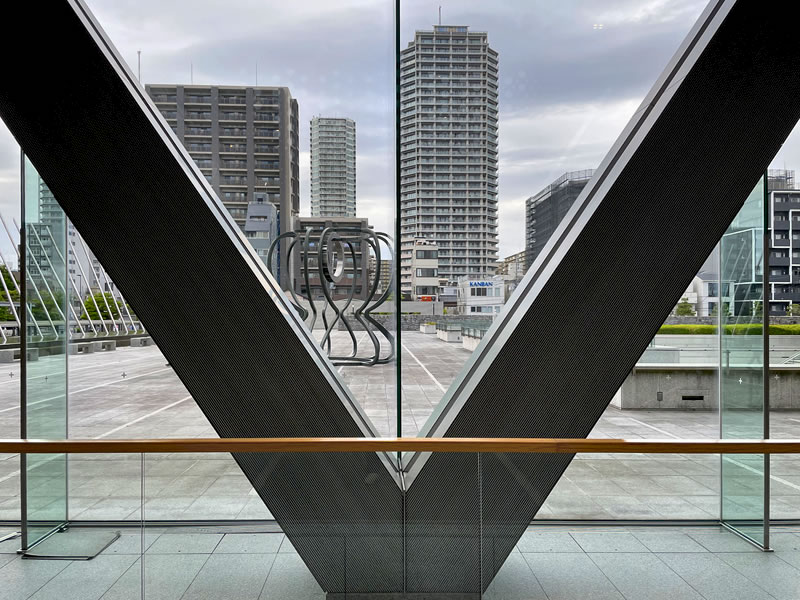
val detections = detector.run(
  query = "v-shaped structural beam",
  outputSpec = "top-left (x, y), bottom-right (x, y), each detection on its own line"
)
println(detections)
top-left (403, 1), bottom-right (800, 590)
top-left (1, 0), bottom-right (403, 593)
top-left (2, 0), bottom-right (800, 596)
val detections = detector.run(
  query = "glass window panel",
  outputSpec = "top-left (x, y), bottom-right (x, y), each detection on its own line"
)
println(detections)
top-left (22, 156), bottom-right (69, 549)
top-left (720, 176), bottom-right (767, 547)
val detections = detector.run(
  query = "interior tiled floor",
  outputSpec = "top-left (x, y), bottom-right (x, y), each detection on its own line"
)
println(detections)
top-left (1, 333), bottom-right (800, 522)
top-left (2, 525), bottom-right (800, 599)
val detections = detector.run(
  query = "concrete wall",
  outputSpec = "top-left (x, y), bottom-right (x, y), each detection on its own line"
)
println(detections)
top-left (612, 367), bottom-right (718, 410)
top-left (611, 365), bottom-right (800, 410)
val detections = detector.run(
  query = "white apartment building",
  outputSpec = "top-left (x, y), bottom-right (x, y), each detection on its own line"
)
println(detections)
top-left (310, 117), bottom-right (356, 218)
top-left (399, 25), bottom-right (499, 295)
top-left (456, 274), bottom-right (504, 316)
top-left (410, 239), bottom-right (439, 300)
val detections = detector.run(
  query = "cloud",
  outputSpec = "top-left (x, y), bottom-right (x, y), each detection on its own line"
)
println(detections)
top-left (3, 0), bottom-right (798, 265)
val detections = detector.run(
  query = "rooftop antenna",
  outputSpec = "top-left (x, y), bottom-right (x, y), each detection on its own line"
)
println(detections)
top-left (137, 50), bottom-right (141, 82)
top-left (256, 61), bottom-right (258, 86)
top-left (439, 6), bottom-right (442, 25)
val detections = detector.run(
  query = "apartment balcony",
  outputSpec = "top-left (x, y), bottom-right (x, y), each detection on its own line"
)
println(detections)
top-left (219, 95), bottom-right (246, 105)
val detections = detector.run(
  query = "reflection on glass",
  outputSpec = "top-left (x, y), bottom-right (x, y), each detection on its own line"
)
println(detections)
top-left (720, 175), bottom-right (767, 547)
top-left (404, 0), bottom-right (708, 445)
top-left (22, 156), bottom-right (69, 549)
top-left (141, 2), bottom-right (397, 437)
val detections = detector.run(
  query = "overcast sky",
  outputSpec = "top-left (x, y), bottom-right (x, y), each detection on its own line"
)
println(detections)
top-left (2, 0), bottom-right (800, 265)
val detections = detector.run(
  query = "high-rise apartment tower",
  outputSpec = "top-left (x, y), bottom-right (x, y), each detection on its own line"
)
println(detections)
top-left (310, 117), bottom-right (356, 218)
top-left (399, 25), bottom-right (499, 295)
top-left (145, 84), bottom-right (299, 288)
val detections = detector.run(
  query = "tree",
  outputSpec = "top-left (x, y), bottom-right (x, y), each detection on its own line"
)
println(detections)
top-left (30, 288), bottom-right (65, 320)
top-left (675, 297), bottom-right (695, 316)
top-left (711, 302), bottom-right (731, 317)
top-left (82, 292), bottom-right (122, 320)
top-left (754, 301), bottom-right (763, 318)
top-left (787, 304), bottom-right (800, 316)
top-left (0, 265), bottom-right (19, 321)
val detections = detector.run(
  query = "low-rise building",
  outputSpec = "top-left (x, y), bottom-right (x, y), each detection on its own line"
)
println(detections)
top-left (677, 271), bottom-right (733, 317)
top-left (456, 274), bottom-right (505, 317)
top-left (409, 239), bottom-right (439, 301)
top-left (438, 284), bottom-right (458, 309)
top-left (368, 256), bottom-right (393, 295)
top-left (244, 192), bottom-right (280, 275)
top-left (497, 251), bottom-right (527, 279)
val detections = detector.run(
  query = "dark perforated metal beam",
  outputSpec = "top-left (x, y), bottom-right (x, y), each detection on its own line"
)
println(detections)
top-left (403, 0), bottom-right (800, 592)
top-left (0, 0), bottom-right (402, 593)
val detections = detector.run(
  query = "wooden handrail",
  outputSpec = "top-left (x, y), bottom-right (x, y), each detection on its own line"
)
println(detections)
top-left (1, 437), bottom-right (800, 454)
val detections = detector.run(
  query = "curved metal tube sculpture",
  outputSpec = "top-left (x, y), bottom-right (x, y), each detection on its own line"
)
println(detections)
top-left (268, 226), bottom-right (395, 366)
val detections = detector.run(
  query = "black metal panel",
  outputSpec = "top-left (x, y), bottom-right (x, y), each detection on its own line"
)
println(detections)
top-left (0, 0), bottom-right (401, 593)
top-left (407, 0), bottom-right (800, 592)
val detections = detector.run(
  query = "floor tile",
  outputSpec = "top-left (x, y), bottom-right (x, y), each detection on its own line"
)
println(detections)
top-left (259, 552), bottom-right (324, 600)
top-left (571, 532), bottom-right (650, 553)
top-left (28, 554), bottom-right (138, 600)
top-left (589, 552), bottom-right (704, 600)
top-left (657, 552), bottom-right (774, 600)
top-left (516, 531), bottom-right (583, 553)
top-left (483, 552), bottom-right (547, 599)
top-left (101, 553), bottom-right (209, 600)
top-left (182, 553), bottom-right (276, 600)
top-left (716, 552), bottom-right (800, 600)
top-left (214, 533), bottom-right (282, 554)
top-left (632, 532), bottom-right (708, 553)
top-left (147, 533), bottom-right (222, 554)
top-left (688, 532), bottom-right (762, 553)
top-left (523, 552), bottom-right (624, 600)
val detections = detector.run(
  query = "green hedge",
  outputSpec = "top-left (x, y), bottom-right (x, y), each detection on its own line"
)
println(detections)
top-left (658, 324), bottom-right (800, 335)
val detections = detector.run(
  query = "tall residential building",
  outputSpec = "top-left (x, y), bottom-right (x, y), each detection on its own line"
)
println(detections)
top-left (525, 169), bottom-right (595, 272)
top-left (145, 84), bottom-right (299, 288)
top-left (310, 117), bottom-right (356, 217)
top-left (399, 25), bottom-right (499, 295)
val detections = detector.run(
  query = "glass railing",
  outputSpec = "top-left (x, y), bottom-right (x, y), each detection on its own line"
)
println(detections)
top-left (1, 437), bottom-right (791, 598)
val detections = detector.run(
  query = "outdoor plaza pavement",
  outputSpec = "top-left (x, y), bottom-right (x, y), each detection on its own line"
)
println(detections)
top-left (0, 332), bottom-right (798, 522)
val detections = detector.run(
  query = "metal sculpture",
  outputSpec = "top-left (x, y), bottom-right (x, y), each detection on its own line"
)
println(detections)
top-left (267, 226), bottom-right (395, 366)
